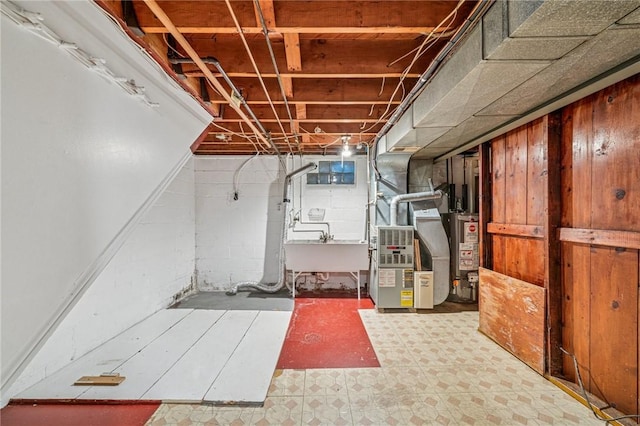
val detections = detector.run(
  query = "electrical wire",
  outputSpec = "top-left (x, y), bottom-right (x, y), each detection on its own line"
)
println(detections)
top-left (319, 136), bottom-right (343, 149)
top-left (224, 0), bottom-right (294, 159)
top-left (560, 347), bottom-right (640, 425)
top-left (378, 76), bottom-right (386, 97)
top-left (210, 122), bottom-right (264, 153)
top-left (232, 152), bottom-right (260, 200)
top-left (162, 33), bottom-right (186, 58)
top-left (252, 0), bottom-right (301, 154)
top-left (205, 79), bottom-right (271, 152)
top-left (360, 1), bottom-right (463, 134)
top-left (387, 29), bottom-right (457, 67)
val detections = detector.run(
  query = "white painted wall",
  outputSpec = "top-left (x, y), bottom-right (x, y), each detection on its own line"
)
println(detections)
top-left (195, 156), bottom-right (285, 290)
top-left (194, 155), bottom-right (369, 291)
top-left (1, 1), bottom-right (211, 396)
top-left (288, 155), bottom-right (369, 242)
top-left (5, 159), bottom-right (196, 404)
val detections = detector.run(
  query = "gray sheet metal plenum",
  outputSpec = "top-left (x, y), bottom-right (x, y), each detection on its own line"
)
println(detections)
top-left (374, 153), bottom-right (412, 226)
top-left (413, 209), bottom-right (450, 305)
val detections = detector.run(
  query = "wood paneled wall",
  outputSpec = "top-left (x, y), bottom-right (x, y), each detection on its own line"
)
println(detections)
top-left (560, 74), bottom-right (639, 416)
top-left (480, 74), bottom-right (639, 418)
top-left (488, 117), bottom-right (550, 286)
top-left (480, 114), bottom-right (562, 377)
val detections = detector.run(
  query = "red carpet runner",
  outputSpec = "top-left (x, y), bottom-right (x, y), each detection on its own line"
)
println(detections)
top-left (0, 403), bottom-right (160, 426)
top-left (276, 297), bottom-right (380, 369)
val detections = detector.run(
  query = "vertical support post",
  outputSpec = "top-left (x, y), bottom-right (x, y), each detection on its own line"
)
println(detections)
top-left (479, 142), bottom-right (492, 270)
top-left (545, 112), bottom-right (563, 376)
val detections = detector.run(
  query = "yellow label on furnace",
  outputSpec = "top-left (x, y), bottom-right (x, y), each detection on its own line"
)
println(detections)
top-left (400, 290), bottom-right (413, 307)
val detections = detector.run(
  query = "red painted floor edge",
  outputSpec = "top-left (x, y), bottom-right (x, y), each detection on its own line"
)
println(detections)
top-left (0, 402), bottom-right (160, 426)
top-left (8, 399), bottom-right (162, 405)
top-left (277, 297), bottom-right (380, 369)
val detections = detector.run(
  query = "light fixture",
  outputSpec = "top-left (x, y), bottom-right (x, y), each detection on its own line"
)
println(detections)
top-left (341, 135), bottom-right (352, 157)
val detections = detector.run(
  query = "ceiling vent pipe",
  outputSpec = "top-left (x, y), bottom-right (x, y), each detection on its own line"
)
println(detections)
top-left (227, 162), bottom-right (316, 295)
top-left (390, 190), bottom-right (443, 226)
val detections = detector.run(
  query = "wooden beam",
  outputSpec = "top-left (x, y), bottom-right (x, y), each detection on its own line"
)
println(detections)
top-left (295, 104), bottom-right (307, 120)
top-left (253, 0), bottom-right (283, 41)
top-left (559, 228), bottom-right (640, 250)
top-left (132, 1), bottom-right (474, 33)
top-left (201, 77), bottom-right (415, 104)
top-left (254, 0), bottom-right (276, 29)
top-left (141, 26), bottom-right (452, 35)
top-left (205, 133), bottom-right (376, 145)
top-left (207, 100), bottom-right (402, 106)
top-left (221, 104), bottom-right (386, 121)
top-left (141, 0), bottom-right (273, 153)
top-left (283, 33), bottom-right (302, 72)
top-left (216, 118), bottom-right (384, 124)
top-left (544, 112), bottom-right (563, 378)
top-left (141, 33), bottom-right (168, 64)
top-left (487, 223), bottom-right (544, 239)
top-left (185, 38), bottom-right (436, 76)
top-left (479, 142), bottom-right (492, 269)
top-left (282, 76), bottom-right (294, 98)
top-left (185, 71), bottom-right (421, 79)
top-left (209, 121), bottom-right (383, 135)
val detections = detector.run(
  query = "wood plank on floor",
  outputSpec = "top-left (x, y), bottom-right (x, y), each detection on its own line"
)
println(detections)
top-left (203, 311), bottom-right (291, 404)
top-left (142, 310), bottom-right (259, 401)
top-left (78, 310), bottom-right (218, 400)
top-left (16, 309), bottom-right (193, 400)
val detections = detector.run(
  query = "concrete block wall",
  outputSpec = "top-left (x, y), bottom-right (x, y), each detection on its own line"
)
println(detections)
top-left (6, 159), bottom-right (197, 402)
top-left (194, 155), bottom-right (368, 291)
top-left (288, 155), bottom-right (369, 291)
top-left (289, 155), bottom-right (369, 242)
top-left (195, 156), bottom-right (285, 290)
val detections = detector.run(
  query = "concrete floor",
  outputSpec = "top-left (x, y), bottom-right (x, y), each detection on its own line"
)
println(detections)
top-left (172, 290), bottom-right (294, 311)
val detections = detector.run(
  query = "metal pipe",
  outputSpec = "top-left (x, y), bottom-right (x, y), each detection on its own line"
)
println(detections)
top-left (169, 57), bottom-right (282, 159)
top-left (283, 162), bottom-right (317, 202)
top-left (224, 0), bottom-right (295, 154)
top-left (292, 219), bottom-right (332, 242)
top-left (252, 0), bottom-right (300, 149)
top-left (142, 0), bottom-right (275, 154)
top-left (390, 190), bottom-right (444, 226)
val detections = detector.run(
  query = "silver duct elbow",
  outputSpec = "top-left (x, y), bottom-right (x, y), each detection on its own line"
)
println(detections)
top-left (390, 190), bottom-right (443, 226)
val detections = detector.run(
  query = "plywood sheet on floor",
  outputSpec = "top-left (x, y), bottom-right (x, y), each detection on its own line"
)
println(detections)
top-left (14, 309), bottom-right (291, 405)
top-left (478, 267), bottom-right (546, 374)
top-left (16, 309), bottom-right (193, 400)
top-left (204, 311), bottom-right (291, 403)
top-left (143, 310), bottom-right (258, 401)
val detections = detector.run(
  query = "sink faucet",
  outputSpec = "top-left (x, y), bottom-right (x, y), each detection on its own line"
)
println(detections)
top-left (319, 231), bottom-right (334, 243)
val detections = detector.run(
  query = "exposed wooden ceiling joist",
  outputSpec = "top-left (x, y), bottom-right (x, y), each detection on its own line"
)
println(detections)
top-left (103, 0), bottom-right (478, 155)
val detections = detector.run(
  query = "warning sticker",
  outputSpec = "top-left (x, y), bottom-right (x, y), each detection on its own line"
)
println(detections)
top-left (400, 290), bottom-right (414, 307)
top-left (379, 269), bottom-right (396, 287)
top-left (464, 222), bottom-right (479, 243)
top-left (459, 242), bottom-right (479, 271)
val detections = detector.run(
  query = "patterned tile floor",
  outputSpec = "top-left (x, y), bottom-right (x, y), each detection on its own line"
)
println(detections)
top-left (146, 310), bottom-right (603, 425)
